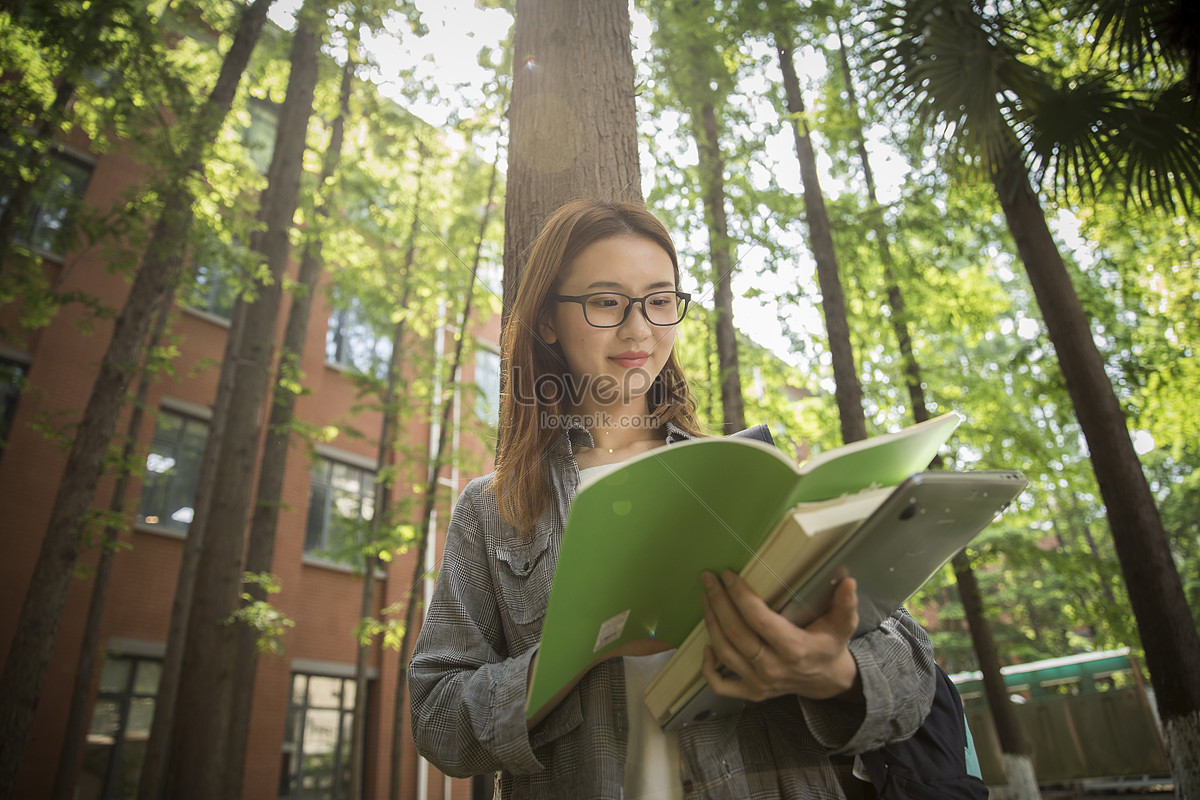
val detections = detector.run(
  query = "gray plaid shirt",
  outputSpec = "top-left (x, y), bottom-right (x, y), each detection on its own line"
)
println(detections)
top-left (409, 423), bottom-right (936, 799)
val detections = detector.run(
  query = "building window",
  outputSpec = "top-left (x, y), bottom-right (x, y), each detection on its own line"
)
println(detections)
top-left (138, 408), bottom-right (209, 532)
top-left (0, 149), bottom-right (93, 258)
top-left (304, 456), bottom-right (375, 565)
top-left (245, 99), bottom-right (279, 174)
top-left (181, 241), bottom-right (239, 321)
top-left (474, 348), bottom-right (500, 425)
top-left (279, 673), bottom-right (359, 800)
top-left (0, 358), bottom-right (27, 452)
top-left (325, 296), bottom-right (392, 380)
top-left (76, 654), bottom-right (161, 800)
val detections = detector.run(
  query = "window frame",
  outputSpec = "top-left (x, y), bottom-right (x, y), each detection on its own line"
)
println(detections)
top-left (78, 652), bottom-right (162, 800)
top-left (278, 671), bottom-right (364, 800)
top-left (136, 403), bottom-right (211, 536)
top-left (0, 142), bottom-right (96, 260)
top-left (0, 348), bottom-right (30, 453)
top-left (303, 451), bottom-right (378, 568)
top-left (473, 345), bottom-right (501, 426)
top-left (324, 294), bottom-right (393, 380)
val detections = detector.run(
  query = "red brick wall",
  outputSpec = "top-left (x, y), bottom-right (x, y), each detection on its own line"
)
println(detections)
top-left (1, 133), bottom-right (492, 799)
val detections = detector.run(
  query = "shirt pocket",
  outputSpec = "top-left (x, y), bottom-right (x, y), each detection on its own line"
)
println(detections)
top-left (494, 533), bottom-right (554, 626)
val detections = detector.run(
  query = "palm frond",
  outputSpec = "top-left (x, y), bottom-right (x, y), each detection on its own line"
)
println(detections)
top-left (1068, 0), bottom-right (1190, 83)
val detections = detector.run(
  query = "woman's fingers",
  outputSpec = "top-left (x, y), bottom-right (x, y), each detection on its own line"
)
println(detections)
top-left (700, 570), bottom-right (861, 702)
top-left (700, 571), bottom-right (767, 664)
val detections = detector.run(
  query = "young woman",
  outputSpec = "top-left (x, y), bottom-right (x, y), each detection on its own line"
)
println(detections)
top-left (408, 199), bottom-right (936, 799)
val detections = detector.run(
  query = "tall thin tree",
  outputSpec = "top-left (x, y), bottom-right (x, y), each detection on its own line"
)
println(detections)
top-left (50, 284), bottom-right (176, 800)
top-left (390, 153), bottom-right (500, 800)
top-left (345, 152), bottom-right (426, 800)
top-left (221, 28), bottom-right (358, 796)
top-left (775, 33), bottom-right (865, 445)
top-left (163, 4), bottom-right (324, 795)
top-left (652, 0), bottom-right (747, 433)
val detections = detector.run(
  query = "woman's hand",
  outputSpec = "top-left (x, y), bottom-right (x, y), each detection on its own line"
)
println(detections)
top-left (700, 570), bottom-right (860, 703)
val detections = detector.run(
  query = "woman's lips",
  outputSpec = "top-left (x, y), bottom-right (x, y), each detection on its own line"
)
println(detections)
top-left (610, 353), bottom-right (649, 368)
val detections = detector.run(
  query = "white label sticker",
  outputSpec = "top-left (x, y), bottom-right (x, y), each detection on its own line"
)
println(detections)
top-left (594, 609), bottom-right (631, 652)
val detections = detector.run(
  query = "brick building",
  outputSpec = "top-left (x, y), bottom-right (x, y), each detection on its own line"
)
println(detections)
top-left (0, 96), bottom-right (500, 798)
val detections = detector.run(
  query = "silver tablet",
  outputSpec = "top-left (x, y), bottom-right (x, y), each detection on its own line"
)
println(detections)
top-left (660, 469), bottom-right (1027, 731)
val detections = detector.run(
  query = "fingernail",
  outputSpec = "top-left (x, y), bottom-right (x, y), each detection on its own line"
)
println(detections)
top-left (701, 571), bottom-right (716, 589)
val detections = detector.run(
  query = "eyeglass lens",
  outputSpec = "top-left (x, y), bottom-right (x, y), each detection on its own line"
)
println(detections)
top-left (583, 292), bottom-right (684, 327)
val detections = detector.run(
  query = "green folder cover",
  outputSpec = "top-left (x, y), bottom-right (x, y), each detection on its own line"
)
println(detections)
top-left (524, 411), bottom-right (963, 719)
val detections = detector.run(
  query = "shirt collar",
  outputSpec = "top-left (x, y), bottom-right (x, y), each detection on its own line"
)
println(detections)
top-left (551, 418), bottom-right (695, 455)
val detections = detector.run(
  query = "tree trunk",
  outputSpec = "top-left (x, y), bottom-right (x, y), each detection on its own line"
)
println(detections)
top-left (389, 154), bottom-right (499, 800)
top-left (347, 156), bottom-right (426, 800)
top-left (221, 30), bottom-right (354, 797)
top-left (501, 0), bottom-right (641, 324)
top-left (954, 552), bottom-right (1042, 798)
top-left (693, 102), bottom-right (746, 434)
top-left (0, 3), bottom-right (273, 796)
top-left (833, 25), bottom-right (929, 425)
top-left (776, 36), bottom-right (865, 445)
top-left (50, 285), bottom-right (175, 800)
top-left (992, 148), bottom-right (1200, 796)
top-left (164, 9), bottom-right (319, 797)
top-left (137, 300), bottom-right (245, 800)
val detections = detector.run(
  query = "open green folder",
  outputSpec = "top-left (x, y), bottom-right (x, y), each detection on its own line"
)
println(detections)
top-left (524, 411), bottom-right (963, 720)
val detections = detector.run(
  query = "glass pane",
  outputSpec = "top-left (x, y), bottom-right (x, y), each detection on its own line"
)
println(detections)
top-left (28, 157), bottom-right (91, 255)
top-left (165, 447), bottom-right (202, 527)
top-left (133, 660), bottom-right (161, 695)
top-left (339, 710), bottom-right (355, 794)
top-left (154, 410), bottom-right (183, 440)
top-left (332, 488), bottom-right (360, 521)
top-left (181, 417), bottom-right (209, 454)
top-left (0, 360), bottom-right (26, 451)
top-left (79, 700), bottom-right (119, 800)
top-left (282, 707), bottom-right (301, 749)
top-left (330, 463), bottom-right (360, 493)
top-left (124, 697), bottom-right (155, 740)
top-left (301, 709), bottom-right (339, 795)
top-left (112, 702), bottom-right (152, 800)
top-left (87, 699), bottom-right (122, 741)
top-left (99, 658), bottom-right (131, 693)
top-left (305, 484), bottom-right (327, 552)
top-left (292, 673), bottom-right (308, 705)
top-left (308, 676), bottom-right (341, 709)
top-left (327, 514), bottom-right (358, 562)
top-left (340, 678), bottom-right (355, 710)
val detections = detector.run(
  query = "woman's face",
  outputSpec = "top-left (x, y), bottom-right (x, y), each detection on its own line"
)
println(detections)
top-left (538, 234), bottom-right (678, 411)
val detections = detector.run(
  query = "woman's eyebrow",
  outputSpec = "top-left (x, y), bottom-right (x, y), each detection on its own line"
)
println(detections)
top-left (582, 279), bottom-right (676, 291)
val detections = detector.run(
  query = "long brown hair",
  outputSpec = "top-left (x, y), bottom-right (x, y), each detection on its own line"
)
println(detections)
top-left (493, 199), bottom-right (705, 534)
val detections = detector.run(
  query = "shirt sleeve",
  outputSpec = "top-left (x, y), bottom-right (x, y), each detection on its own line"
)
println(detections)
top-left (797, 607), bottom-right (936, 753)
top-left (407, 480), bottom-right (545, 777)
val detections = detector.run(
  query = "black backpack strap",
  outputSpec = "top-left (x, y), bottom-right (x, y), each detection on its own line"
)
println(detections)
top-left (859, 665), bottom-right (989, 799)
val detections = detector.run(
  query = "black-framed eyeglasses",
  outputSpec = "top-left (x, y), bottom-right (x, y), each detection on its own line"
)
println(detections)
top-left (554, 290), bottom-right (692, 328)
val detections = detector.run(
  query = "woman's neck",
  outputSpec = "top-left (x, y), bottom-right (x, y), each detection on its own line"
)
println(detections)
top-left (570, 397), bottom-right (665, 467)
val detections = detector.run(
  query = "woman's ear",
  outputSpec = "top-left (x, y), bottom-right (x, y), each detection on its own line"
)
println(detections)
top-left (537, 312), bottom-right (558, 345)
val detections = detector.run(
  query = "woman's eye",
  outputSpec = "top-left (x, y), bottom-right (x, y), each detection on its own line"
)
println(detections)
top-left (588, 296), bottom-right (621, 308)
top-left (648, 296), bottom-right (672, 307)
